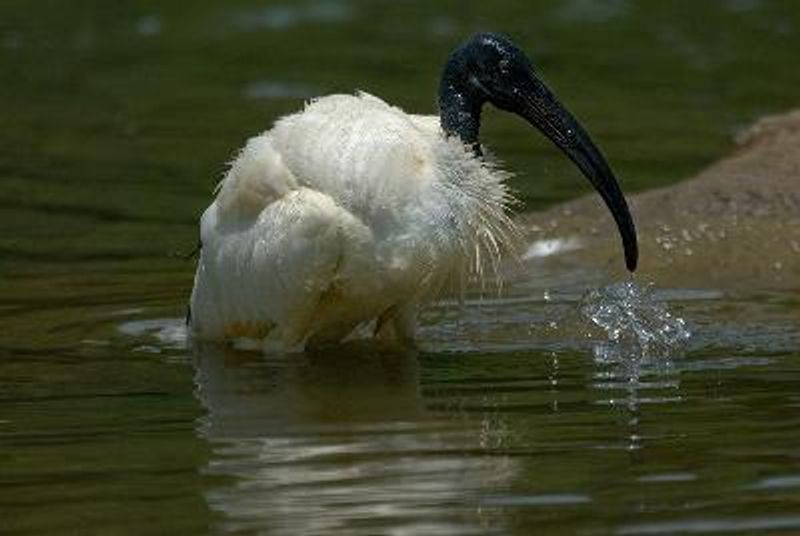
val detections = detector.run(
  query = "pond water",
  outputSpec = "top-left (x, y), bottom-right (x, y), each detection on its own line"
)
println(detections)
top-left (2, 1), bottom-right (800, 535)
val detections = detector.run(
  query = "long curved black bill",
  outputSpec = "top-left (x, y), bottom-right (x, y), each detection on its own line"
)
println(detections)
top-left (518, 88), bottom-right (639, 272)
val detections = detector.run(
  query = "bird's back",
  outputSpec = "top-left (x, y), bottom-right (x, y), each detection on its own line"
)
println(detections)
top-left (190, 92), bottom-right (515, 348)
top-left (270, 93), bottom-right (440, 228)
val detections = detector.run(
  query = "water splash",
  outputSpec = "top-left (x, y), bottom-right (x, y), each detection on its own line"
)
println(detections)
top-left (582, 282), bottom-right (691, 436)
top-left (582, 281), bottom-right (691, 371)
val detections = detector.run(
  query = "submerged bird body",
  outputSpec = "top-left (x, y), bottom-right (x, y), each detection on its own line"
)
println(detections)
top-left (190, 33), bottom-right (638, 348)
top-left (191, 93), bottom-right (514, 345)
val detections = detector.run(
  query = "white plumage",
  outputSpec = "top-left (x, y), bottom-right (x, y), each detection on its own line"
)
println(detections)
top-left (190, 92), bottom-right (516, 347)
top-left (188, 33), bottom-right (640, 349)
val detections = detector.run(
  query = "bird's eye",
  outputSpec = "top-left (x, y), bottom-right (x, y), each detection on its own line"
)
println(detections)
top-left (499, 58), bottom-right (511, 74)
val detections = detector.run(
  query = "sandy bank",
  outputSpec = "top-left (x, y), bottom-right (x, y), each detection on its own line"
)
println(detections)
top-left (519, 110), bottom-right (800, 289)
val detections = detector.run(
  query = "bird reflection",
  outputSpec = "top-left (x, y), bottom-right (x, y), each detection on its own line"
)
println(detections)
top-left (191, 341), bottom-right (513, 535)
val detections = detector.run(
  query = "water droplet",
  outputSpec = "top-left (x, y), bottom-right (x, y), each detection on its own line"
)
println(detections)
top-left (581, 281), bottom-right (691, 371)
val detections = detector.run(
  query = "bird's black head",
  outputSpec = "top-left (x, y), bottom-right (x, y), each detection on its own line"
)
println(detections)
top-left (458, 34), bottom-right (538, 112)
top-left (439, 32), bottom-right (639, 272)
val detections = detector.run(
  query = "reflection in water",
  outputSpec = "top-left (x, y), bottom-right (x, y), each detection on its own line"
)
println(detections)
top-left (187, 278), bottom-right (694, 533)
top-left (102, 278), bottom-right (800, 535)
top-left (110, 258), bottom-right (799, 535)
top-left (192, 343), bottom-right (515, 535)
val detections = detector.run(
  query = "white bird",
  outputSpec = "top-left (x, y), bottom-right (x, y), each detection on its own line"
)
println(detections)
top-left (189, 33), bottom-right (638, 349)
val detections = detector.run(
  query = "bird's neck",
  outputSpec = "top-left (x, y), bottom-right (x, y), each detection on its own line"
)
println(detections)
top-left (438, 59), bottom-right (486, 156)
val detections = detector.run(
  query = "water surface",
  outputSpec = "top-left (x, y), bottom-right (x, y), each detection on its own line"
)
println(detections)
top-left (2, 1), bottom-right (800, 535)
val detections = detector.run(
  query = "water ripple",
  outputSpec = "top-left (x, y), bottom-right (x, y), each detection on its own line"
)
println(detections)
top-left (618, 515), bottom-right (800, 535)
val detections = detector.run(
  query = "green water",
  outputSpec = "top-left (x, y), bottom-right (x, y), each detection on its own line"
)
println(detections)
top-left (2, 1), bottom-right (800, 535)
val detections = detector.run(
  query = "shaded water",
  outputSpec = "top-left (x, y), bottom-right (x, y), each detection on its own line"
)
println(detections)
top-left (2, 1), bottom-right (800, 535)
top-left (5, 280), bottom-right (800, 535)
